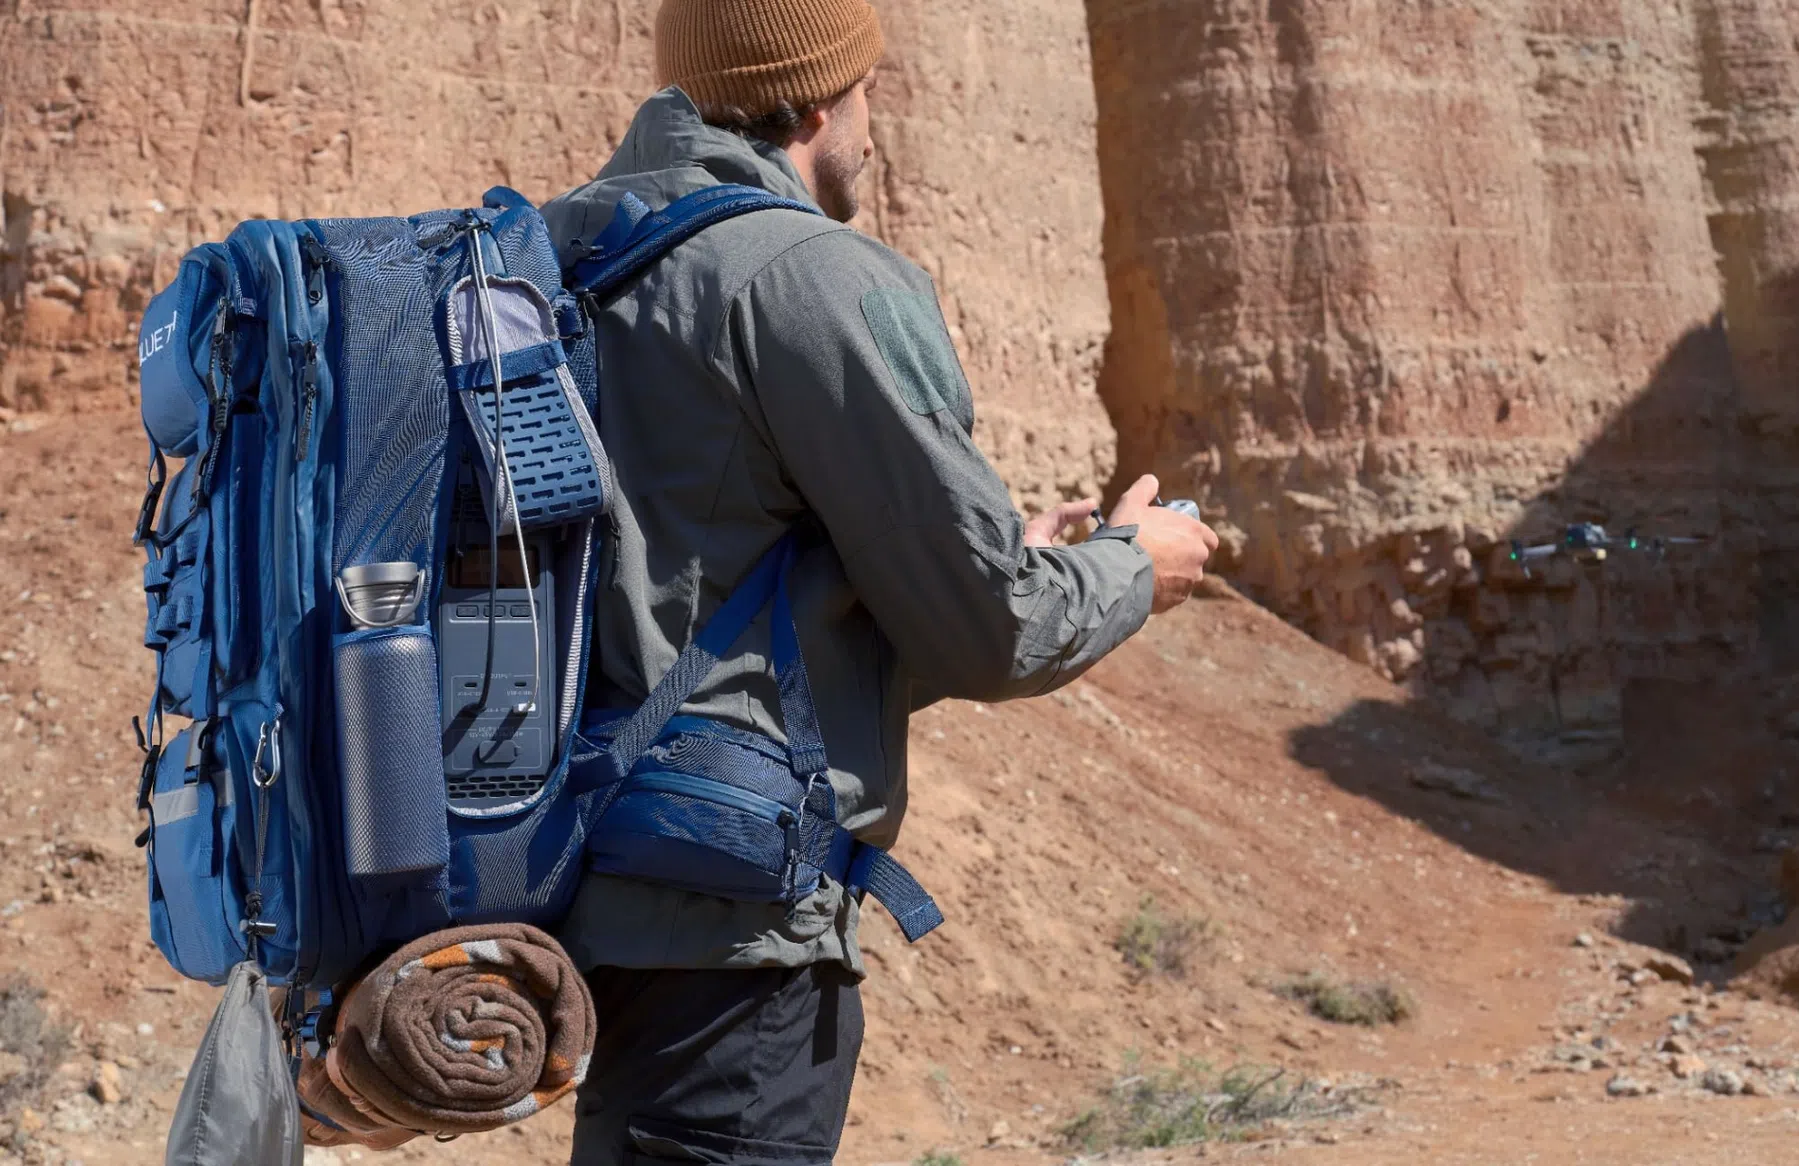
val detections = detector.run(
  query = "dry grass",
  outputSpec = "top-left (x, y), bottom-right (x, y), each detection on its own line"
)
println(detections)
top-left (1115, 896), bottom-right (1218, 979)
top-left (1060, 1056), bottom-right (1362, 1150)
top-left (0, 974), bottom-right (71, 1121)
top-left (1279, 972), bottom-right (1415, 1026)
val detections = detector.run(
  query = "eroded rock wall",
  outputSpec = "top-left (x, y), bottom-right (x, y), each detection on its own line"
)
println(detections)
top-left (0, 0), bottom-right (1112, 505)
top-left (1089, 0), bottom-right (1799, 736)
top-left (0, 1), bottom-right (658, 410)
top-left (862, 2), bottom-right (1115, 509)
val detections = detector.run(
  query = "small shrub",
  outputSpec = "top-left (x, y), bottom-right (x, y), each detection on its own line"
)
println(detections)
top-left (912, 1152), bottom-right (963, 1166)
top-left (1060, 1057), bottom-right (1349, 1150)
top-left (1115, 896), bottom-right (1217, 978)
top-left (1278, 972), bottom-right (1414, 1026)
top-left (0, 974), bottom-right (71, 1118)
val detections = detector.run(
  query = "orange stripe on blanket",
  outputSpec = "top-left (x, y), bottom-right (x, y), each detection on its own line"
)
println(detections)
top-left (418, 947), bottom-right (473, 970)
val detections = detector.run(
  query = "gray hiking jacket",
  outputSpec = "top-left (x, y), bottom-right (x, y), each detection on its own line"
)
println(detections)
top-left (542, 89), bottom-right (1153, 973)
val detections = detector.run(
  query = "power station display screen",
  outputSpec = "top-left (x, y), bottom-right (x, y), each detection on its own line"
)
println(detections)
top-left (447, 542), bottom-right (541, 590)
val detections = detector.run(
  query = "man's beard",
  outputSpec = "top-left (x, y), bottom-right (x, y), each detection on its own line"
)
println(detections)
top-left (814, 142), bottom-right (866, 223)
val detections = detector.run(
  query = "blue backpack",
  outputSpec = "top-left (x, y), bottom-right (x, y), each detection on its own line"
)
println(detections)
top-left (132, 185), bottom-right (940, 1027)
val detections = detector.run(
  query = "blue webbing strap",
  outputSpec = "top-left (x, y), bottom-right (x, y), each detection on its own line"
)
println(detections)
top-left (593, 192), bottom-right (652, 254)
top-left (445, 340), bottom-right (565, 392)
top-left (567, 184), bottom-right (820, 301)
top-left (595, 533), bottom-right (944, 941)
top-left (771, 565), bottom-right (829, 778)
top-left (845, 841), bottom-right (944, 942)
top-left (603, 534), bottom-right (819, 782)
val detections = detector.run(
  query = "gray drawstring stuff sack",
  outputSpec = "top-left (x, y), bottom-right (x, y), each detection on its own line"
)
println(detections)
top-left (165, 961), bottom-right (303, 1166)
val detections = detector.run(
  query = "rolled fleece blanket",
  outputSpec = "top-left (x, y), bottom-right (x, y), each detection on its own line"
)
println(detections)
top-left (297, 923), bottom-right (595, 1149)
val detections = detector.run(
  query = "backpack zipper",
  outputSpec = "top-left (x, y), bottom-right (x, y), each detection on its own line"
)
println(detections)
top-left (624, 770), bottom-right (788, 824)
top-left (191, 313), bottom-right (235, 500)
top-left (295, 341), bottom-right (319, 457)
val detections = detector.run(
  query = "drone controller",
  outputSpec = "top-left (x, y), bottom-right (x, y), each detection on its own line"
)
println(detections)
top-left (1089, 496), bottom-right (1202, 532)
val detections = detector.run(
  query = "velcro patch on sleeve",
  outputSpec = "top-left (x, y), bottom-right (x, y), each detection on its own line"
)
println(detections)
top-left (860, 288), bottom-right (974, 427)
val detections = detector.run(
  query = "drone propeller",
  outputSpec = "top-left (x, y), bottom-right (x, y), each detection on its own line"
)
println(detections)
top-left (1509, 540), bottom-right (1560, 562)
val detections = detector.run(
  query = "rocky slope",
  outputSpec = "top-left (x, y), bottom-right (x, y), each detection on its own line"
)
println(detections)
top-left (5, 413), bottom-right (1799, 1164)
top-left (1089, 0), bottom-right (1799, 740)
top-left (0, 0), bottom-right (1113, 509)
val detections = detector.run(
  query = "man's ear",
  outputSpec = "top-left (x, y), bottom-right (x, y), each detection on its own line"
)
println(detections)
top-left (790, 103), bottom-right (830, 148)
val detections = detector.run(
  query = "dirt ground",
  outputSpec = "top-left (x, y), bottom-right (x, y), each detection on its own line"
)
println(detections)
top-left (4, 410), bottom-right (1799, 1166)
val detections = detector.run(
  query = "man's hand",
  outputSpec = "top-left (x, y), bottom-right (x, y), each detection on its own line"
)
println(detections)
top-left (1023, 497), bottom-right (1101, 548)
top-left (1106, 474), bottom-right (1220, 613)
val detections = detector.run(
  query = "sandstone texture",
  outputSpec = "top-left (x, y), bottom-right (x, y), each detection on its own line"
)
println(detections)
top-left (0, 1), bottom-right (659, 409)
top-left (8, 0), bottom-right (1799, 739)
top-left (1090, 0), bottom-right (1799, 737)
top-left (0, 0), bottom-right (1111, 508)
top-left (861, 2), bottom-right (1115, 509)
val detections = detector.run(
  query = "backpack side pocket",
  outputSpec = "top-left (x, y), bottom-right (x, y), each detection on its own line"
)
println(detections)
top-left (145, 723), bottom-right (246, 984)
top-left (333, 626), bottom-right (450, 882)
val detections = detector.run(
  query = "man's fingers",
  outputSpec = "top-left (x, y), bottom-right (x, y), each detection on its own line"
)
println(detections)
top-left (1119, 474), bottom-right (1159, 510)
top-left (1057, 498), bottom-right (1099, 528)
top-left (1023, 497), bottom-right (1101, 547)
top-left (1105, 474), bottom-right (1160, 528)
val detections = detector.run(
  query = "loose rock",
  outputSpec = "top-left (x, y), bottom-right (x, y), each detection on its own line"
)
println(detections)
top-left (1660, 1034), bottom-right (1695, 1055)
top-left (1670, 1054), bottom-right (1709, 1079)
top-left (1644, 954), bottom-right (1694, 985)
top-left (1702, 1068), bottom-right (1745, 1096)
top-left (1606, 1074), bottom-right (1650, 1097)
top-left (1407, 762), bottom-right (1501, 802)
top-left (1574, 932), bottom-right (1596, 948)
top-left (90, 1060), bottom-right (122, 1105)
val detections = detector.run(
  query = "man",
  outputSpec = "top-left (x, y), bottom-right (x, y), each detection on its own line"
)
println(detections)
top-left (541, 1), bottom-right (1219, 1162)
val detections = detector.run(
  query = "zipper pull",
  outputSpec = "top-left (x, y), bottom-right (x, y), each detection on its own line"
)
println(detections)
top-left (298, 236), bottom-right (330, 306)
top-left (295, 341), bottom-right (319, 457)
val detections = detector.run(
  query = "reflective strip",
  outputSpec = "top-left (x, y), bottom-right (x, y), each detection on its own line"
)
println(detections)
top-left (151, 784), bottom-right (204, 825)
top-left (151, 776), bottom-right (233, 825)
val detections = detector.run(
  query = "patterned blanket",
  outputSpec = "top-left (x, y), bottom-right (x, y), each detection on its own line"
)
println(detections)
top-left (298, 923), bottom-right (595, 1149)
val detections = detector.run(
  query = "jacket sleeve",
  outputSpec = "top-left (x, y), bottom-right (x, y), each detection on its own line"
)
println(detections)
top-left (719, 228), bottom-right (1154, 702)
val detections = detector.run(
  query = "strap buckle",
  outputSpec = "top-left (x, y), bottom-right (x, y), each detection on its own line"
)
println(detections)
top-left (135, 743), bottom-right (160, 815)
top-left (132, 450), bottom-right (167, 547)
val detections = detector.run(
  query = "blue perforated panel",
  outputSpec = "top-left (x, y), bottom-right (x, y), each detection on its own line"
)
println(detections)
top-left (462, 374), bottom-right (609, 528)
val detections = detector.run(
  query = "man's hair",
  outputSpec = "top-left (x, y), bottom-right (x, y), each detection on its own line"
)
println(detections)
top-left (696, 99), bottom-right (818, 149)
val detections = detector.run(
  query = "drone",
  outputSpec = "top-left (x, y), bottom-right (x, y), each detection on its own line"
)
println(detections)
top-left (1508, 523), bottom-right (1708, 577)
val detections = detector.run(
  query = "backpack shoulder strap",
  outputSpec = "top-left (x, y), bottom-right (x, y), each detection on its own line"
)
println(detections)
top-left (565, 183), bottom-right (820, 301)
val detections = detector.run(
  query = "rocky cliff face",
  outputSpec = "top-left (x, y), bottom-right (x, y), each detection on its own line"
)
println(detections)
top-left (7, 0), bottom-right (1797, 740)
top-left (0, 0), bottom-right (1112, 506)
top-left (1089, 0), bottom-right (1799, 739)
top-left (0, 2), bottom-right (658, 405)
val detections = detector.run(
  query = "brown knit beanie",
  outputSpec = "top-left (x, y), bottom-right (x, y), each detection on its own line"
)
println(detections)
top-left (655, 0), bottom-right (884, 114)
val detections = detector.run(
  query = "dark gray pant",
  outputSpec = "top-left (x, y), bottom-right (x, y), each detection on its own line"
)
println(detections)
top-left (569, 964), bottom-right (863, 1166)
